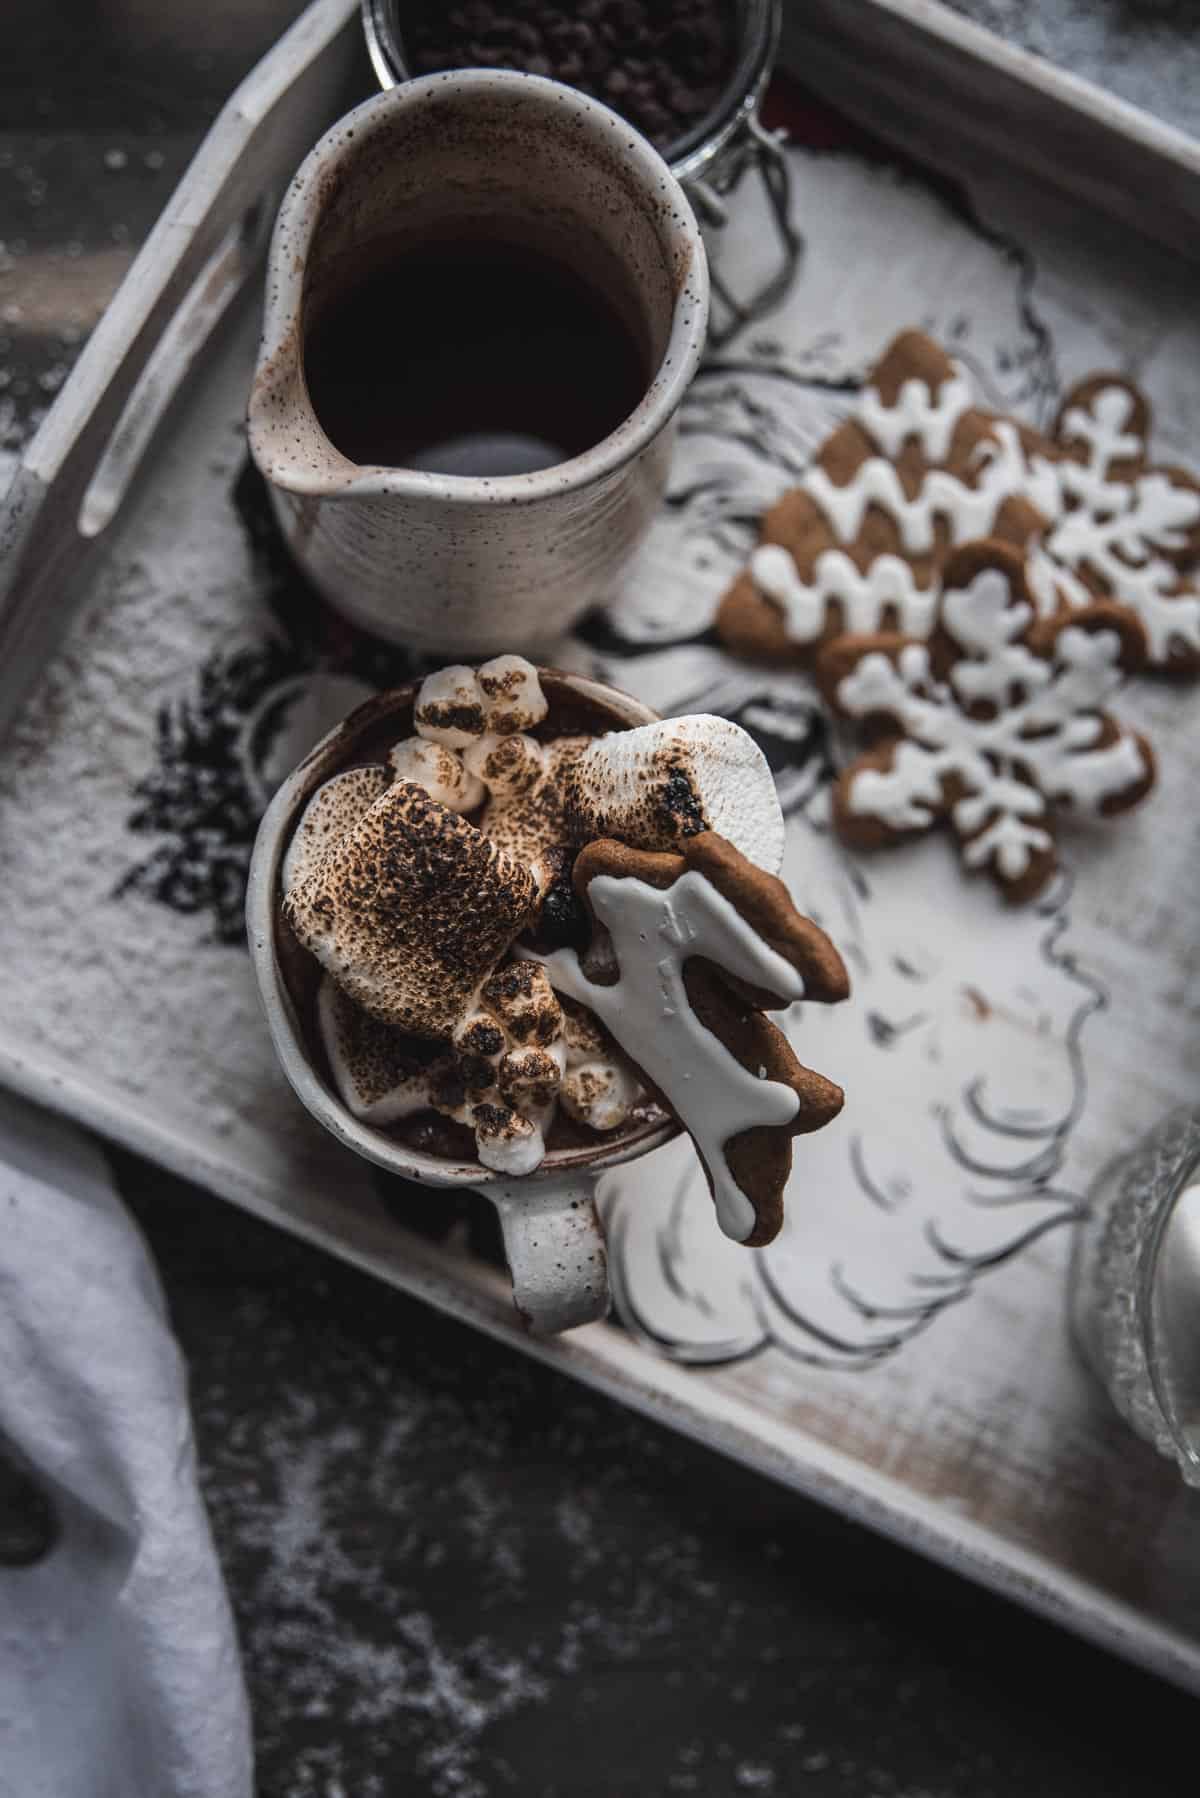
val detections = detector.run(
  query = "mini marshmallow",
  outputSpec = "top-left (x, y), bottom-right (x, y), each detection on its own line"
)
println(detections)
top-left (450, 1010), bottom-right (508, 1102)
top-left (561, 997), bottom-right (610, 1059)
top-left (560, 1060), bottom-right (642, 1133)
top-left (477, 655), bottom-right (548, 735)
top-left (284, 782), bottom-right (537, 1036)
top-left (563, 715), bottom-right (785, 874)
top-left (282, 765), bottom-right (390, 897)
top-left (452, 1009), bottom-right (507, 1062)
top-left (472, 1102), bottom-right (545, 1176)
top-left (498, 1043), bottom-right (565, 1109)
top-left (559, 997), bottom-right (644, 1131)
top-left (389, 736), bottom-right (486, 813)
top-left (318, 978), bottom-right (446, 1124)
top-left (414, 666), bottom-right (487, 747)
top-left (462, 731), bottom-right (547, 798)
top-left (479, 960), bottom-right (563, 1047)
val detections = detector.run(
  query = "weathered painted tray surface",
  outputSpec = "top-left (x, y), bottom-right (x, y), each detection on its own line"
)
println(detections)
top-left (3, 0), bottom-right (1200, 1692)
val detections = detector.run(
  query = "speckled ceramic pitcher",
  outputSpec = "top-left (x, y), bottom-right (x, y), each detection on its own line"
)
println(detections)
top-left (247, 70), bottom-right (709, 654)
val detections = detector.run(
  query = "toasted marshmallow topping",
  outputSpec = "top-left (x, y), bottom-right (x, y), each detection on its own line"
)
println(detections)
top-left (473, 1103), bottom-right (544, 1176)
top-left (389, 737), bottom-right (486, 813)
top-left (318, 978), bottom-right (446, 1124)
top-left (283, 765), bottom-right (390, 898)
top-left (559, 996), bottom-right (640, 1132)
top-left (316, 953), bottom-right (631, 1176)
top-left (560, 1060), bottom-right (642, 1132)
top-left (564, 715), bottom-right (785, 874)
top-left (479, 959), bottom-right (563, 1046)
top-left (475, 736), bottom-right (589, 882)
top-left (285, 781), bottom-right (537, 1036)
top-left (463, 730), bottom-right (547, 799)
top-left (414, 665), bottom-right (488, 746)
top-left (476, 655), bottom-right (548, 735)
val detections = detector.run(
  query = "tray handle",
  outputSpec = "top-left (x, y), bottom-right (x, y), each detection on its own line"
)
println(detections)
top-left (0, 0), bottom-right (363, 735)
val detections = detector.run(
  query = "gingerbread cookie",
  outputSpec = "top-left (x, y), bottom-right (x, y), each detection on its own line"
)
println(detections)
top-left (816, 541), bottom-right (1156, 903)
top-left (522, 832), bottom-right (850, 1247)
top-left (719, 330), bottom-right (1200, 674)
top-left (718, 331), bottom-right (1046, 665)
top-left (1023, 375), bottom-right (1200, 672)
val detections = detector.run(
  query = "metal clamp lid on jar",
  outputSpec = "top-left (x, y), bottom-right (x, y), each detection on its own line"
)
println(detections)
top-left (361, 0), bottom-right (801, 346)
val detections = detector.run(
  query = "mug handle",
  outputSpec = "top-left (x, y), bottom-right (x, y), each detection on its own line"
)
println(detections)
top-left (486, 1171), bottom-right (610, 1336)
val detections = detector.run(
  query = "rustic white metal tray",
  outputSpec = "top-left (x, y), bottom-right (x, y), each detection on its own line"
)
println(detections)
top-left (4, 0), bottom-right (1200, 1692)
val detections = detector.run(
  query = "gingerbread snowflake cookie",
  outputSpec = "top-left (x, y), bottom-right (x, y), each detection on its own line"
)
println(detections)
top-left (816, 541), bottom-right (1156, 903)
top-left (719, 331), bottom-right (1200, 674)
top-left (524, 830), bottom-right (850, 1247)
top-left (1023, 376), bottom-right (1200, 672)
top-left (718, 330), bottom-right (1044, 664)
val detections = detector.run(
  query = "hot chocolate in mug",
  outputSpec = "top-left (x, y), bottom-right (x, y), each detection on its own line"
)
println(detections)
top-left (247, 70), bottom-right (709, 654)
top-left (246, 669), bottom-right (679, 1336)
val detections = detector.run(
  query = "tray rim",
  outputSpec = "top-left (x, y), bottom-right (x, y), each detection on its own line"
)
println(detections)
top-left (5, 0), bottom-right (1200, 1702)
top-left (809, 0), bottom-right (1200, 174)
top-left (4, 1031), bottom-right (1199, 1697)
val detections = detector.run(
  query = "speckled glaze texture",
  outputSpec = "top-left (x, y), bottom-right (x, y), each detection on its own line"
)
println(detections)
top-left (248, 72), bottom-right (710, 653)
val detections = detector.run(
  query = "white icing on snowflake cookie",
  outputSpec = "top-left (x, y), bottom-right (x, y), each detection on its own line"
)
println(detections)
top-left (816, 539), bottom-right (1156, 902)
top-left (1023, 375), bottom-right (1200, 671)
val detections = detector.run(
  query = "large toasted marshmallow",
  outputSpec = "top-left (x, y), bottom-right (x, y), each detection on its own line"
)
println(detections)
top-left (282, 765), bottom-right (390, 897)
top-left (563, 715), bottom-right (785, 873)
top-left (285, 781), bottom-right (537, 1036)
top-left (475, 737), bottom-right (589, 883)
top-left (318, 977), bottom-right (446, 1124)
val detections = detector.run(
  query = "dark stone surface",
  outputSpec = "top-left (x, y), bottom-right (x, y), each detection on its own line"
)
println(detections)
top-left (117, 1152), bottom-right (1200, 1798)
top-left (6, 3), bottom-right (1200, 1791)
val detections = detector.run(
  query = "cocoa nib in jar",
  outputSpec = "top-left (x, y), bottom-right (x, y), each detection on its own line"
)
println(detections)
top-left (403, 0), bottom-right (737, 152)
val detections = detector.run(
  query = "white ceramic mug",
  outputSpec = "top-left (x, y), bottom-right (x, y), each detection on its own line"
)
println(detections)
top-left (247, 71), bottom-right (709, 654)
top-left (245, 669), bottom-right (679, 1335)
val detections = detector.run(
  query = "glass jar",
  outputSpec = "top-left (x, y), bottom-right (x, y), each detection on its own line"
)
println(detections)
top-left (360, 0), bottom-right (801, 344)
top-left (1070, 1105), bottom-right (1200, 1487)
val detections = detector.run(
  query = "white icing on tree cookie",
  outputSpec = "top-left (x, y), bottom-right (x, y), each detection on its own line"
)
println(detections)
top-left (523, 871), bottom-right (806, 1243)
top-left (856, 369), bottom-right (973, 462)
top-left (751, 544), bottom-right (938, 644)
top-left (750, 351), bottom-right (1038, 646)
top-left (801, 421), bottom-right (1027, 557)
top-left (833, 565), bottom-right (1151, 884)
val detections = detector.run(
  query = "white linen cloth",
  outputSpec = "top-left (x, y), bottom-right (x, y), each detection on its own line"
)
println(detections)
top-left (0, 1090), bottom-right (252, 1798)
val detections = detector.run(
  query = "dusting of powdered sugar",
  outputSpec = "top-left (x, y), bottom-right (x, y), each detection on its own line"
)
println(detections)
top-left (0, 328), bottom-right (362, 1198)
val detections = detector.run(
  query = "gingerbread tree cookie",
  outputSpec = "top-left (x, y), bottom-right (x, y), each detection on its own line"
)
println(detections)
top-left (523, 831), bottom-right (850, 1247)
top-left (718, 331), bottom-right (1046, 665)
top-left (816, 541), bottom-right (1156, 903)
top-left (719, 331), bottom-right (1200, 675)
